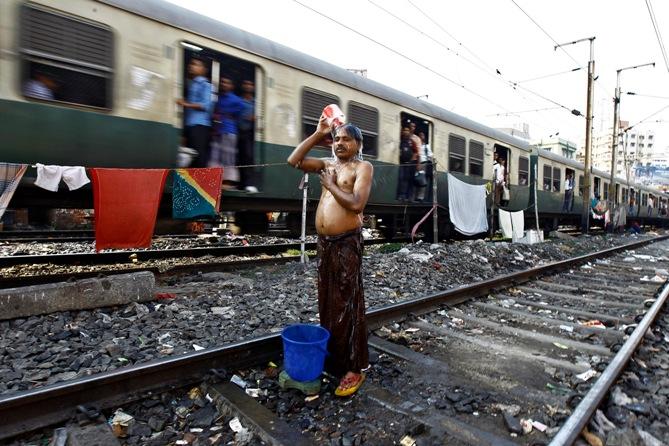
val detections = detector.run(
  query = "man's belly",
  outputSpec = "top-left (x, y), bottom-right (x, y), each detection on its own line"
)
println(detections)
top-left (316, 198), bottom-right (362, 236)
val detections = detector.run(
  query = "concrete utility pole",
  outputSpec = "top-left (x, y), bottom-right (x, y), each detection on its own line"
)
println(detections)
top-left (555, 37), bottom-right (595, 233)
top-left (608, 62), bottom-right (654, 230)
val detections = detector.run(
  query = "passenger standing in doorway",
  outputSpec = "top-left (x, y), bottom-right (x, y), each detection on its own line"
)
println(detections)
top-left (416, 131), bottom-right (433, 202)
top-left (563, 173), bottom-right (574, 212)
top-left (238, 80), bottom-right (258, 193)
top-left (211, 76), bottom-right (244, 186)
top-left (176, 58), bottom-right (212, 167)
top-left (647, 196), bottom-right (654, 217)
top-left (493, 156), bottom-right (506, 206)
top-left (287, 114), bottom-right (373, 397)
top-left (397, 125), bottom-right (418, 202)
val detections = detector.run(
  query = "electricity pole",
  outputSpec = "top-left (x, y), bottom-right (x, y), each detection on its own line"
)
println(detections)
top-left (555, 37), bottom-right (595, 233)
top-left (608, 62), bottom-right (654, 230)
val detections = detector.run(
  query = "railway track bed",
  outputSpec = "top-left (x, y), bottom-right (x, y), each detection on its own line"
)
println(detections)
top-left (2, 234), bottom-right (669, 444)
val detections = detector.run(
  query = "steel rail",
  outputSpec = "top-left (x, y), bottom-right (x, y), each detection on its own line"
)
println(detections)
top-left (0, 237), bottom-right (408, 268)
top-left (0, 242), bottom-right (316, 267)
top-left (0, 235), bottom-right (665, 440)
top-left (549, 271), bottom-right (669, 445)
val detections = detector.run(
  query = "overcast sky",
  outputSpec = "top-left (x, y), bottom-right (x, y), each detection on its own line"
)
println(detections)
top-left (166, 0), bottom-right (669, 150)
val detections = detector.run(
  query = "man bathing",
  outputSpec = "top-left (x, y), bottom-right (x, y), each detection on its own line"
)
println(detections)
top-left (287, 112), bottom-right (373, 396)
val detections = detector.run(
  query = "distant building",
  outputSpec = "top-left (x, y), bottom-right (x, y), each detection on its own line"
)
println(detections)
top-left (533, 137), bottom-right (577, 159)
top-left (495, 122), bottom-right (531, 141)
top-left (577, 119), bottom-right (656, 180)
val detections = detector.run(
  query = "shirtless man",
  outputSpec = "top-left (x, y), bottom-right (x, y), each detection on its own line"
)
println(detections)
top-left (287, 113), bottom-right (373, 396)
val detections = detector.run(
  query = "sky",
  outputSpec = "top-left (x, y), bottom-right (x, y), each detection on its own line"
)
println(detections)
top-left (166, 0), bottom-right (669, 151)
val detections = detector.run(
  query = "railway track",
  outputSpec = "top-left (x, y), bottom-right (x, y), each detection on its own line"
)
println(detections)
top-left (1, 235), bottom-right (667, 443)
top-left (0, 237), bottom-right (409, 289)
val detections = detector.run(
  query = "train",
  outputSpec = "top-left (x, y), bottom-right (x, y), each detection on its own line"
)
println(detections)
top-left (1, 0), bottom-right (667, 238)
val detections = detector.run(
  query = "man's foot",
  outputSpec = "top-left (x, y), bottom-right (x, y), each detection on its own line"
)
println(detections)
top-left (244, 186), bottom-right (259, 194)
top-left (334, 371), bottom-right (365, 397)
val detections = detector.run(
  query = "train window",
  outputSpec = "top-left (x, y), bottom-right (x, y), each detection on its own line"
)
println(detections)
top-left (642, 193), bottom-right (648, 207)
top-left (302, 88), bottom-right (339, 146)
top-left (593, 177), bottom-right (601, 198)
top-left (603, 182), bottom-right (609, 200)
top-left (469, 140), bottom-right (484, 177)
top-left (552, 167), bottom-right (561, 192)
top-left (622, 188), bottom-right (628, 204)
top-left (518, 157), bottom-right (529, 186)
top-left (578, 175), bottom-right (584, 196)
top-left (448, 134), bottom-right (466, 173)
top-left (543, 165), bottom-right (552, 191)
top-left (19, 3), bottom-right (113, 109)
top-left (348, 102), bottom-right (379, 157)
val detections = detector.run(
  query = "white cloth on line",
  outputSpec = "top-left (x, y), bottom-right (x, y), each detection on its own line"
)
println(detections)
top-left (499, 209), bottom-right (525, 240)
top-left (498, 209), bottom-right (513, 239)
top-left (510, 210), bottom-right (525, 240)
top-left (447, 173), bottom-right (488, 236)
top-left (34, 164), bottom-right (90, 192)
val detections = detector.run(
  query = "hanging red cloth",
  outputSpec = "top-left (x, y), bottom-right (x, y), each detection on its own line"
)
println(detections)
top-left (90, 168), bottom-right (168, 251)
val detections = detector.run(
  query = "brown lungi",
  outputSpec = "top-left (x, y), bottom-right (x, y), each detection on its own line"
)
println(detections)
top-left (317, 228), bottom-right (369, 376)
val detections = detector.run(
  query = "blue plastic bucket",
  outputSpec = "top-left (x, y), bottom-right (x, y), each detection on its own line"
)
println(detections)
top-left (281, 324), bottom-right (330, 382)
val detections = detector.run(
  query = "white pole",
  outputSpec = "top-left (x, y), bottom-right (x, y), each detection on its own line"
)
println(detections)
top-left (300, 173), bottom-right (309, 263)
top-left (534, 163), bottom-right (540, 236)
top-left (432, 159), bottom-right (438, 242)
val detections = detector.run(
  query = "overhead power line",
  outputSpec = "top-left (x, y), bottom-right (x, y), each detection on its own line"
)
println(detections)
top-left (645, 0), bottom-right (669, 74)
top-left (508, 0), bottom-right (583, 68)
top-left (624, 102), bottom-right (669, 131)
top-left (291, 0), bottom-right (511, 112)
top-left (486, 106), bottom-right (562, 117)
top-left (364, 0), bottom-right (581, 124)
top-left (626, 92), bottom-right (669, 100)
top-left (515, 67), bottom-right (582, 84)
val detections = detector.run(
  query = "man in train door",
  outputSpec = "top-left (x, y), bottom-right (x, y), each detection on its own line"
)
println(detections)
top-left (287, 114), bottom-right (373, 397)
top-left (176, 58), bottom-right (212, 167)
top-left (563, 173), bottom-right (574, 212)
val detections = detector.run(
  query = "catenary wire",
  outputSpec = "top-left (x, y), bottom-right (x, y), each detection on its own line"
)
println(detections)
top-left (291, 0), bottom-right (512, 113)
top-left (645, 0), bottom-right (669, 74)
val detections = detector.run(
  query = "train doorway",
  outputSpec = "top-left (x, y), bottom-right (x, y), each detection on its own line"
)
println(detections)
top-left (179, 42), bottom-right (259, 170)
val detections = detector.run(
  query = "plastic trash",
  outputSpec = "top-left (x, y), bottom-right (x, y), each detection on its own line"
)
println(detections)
top-left (110, 409), bottom-right (135, 438)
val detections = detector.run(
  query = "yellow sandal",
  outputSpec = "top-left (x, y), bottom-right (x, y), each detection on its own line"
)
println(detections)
top-left (334, 373), bottom-right (365, 397)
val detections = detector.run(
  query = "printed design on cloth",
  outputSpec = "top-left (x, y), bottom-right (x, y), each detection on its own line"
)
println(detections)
top-left (172, 168), bottom-right (223, 219)
top-left (0, 163), bottom-right (28, 220)
top-left (90, 168), bottom-right (168, 251)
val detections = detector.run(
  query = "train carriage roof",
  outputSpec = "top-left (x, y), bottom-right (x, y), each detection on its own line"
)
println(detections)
top-left (99, 0), bottom-right (531, 151)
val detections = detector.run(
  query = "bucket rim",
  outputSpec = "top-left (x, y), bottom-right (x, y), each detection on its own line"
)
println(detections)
top-left (281, 323), bottom-right (330, 345)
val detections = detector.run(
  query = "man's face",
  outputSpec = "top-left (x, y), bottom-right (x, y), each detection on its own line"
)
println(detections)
top-left (189, 60), bottom-right (205, 77)
top-left (242, 80), bottom-right (254, 94)
top-left (220, 78), bottom-right (233, 93)
top-left (410, 123), bottom-right (416, 133)
top-left (334, 128), bottom-right (359, 160)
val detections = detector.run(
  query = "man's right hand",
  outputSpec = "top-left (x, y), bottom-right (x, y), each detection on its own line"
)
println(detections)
top-left (316, 112), bottom-right (332, 136)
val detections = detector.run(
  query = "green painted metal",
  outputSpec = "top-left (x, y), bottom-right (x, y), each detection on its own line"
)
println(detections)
top-left (0, 99), bottom-right (178, 168)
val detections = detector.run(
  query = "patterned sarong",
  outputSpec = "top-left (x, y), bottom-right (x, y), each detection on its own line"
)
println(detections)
top-left (90, 168), bottom-right (168, 251)
top-left (0, 163), bottom-right (28, 220)
top-left (317, 228), bottom-right (369, 376)
top-left (172, 168), bottom-right (223, 219)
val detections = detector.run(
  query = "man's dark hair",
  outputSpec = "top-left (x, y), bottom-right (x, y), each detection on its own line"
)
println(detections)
top-left (339, 123), bottom-right (363, 144)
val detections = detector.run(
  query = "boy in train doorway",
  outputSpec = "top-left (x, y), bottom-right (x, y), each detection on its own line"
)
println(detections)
top-left (287, 113), bottom-right (373, 397)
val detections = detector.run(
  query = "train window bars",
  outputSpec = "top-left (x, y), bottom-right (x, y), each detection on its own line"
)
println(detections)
top-left (301, 87), bottom-right (339, 148)
top-left (348, 102), bottom-right (379, 158)
top-left (468, 140), bottom-right (484, 177)
top-left (448, 134), bottom-right (466, 174)
top-left (19, 3), bottom-right (114, 110)
top-left (543, 165), bottom-right (552, 191)
top-left (518, 156), bottom-right (529, 186)
top-left (552, 167), bottom-right (561, 193)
